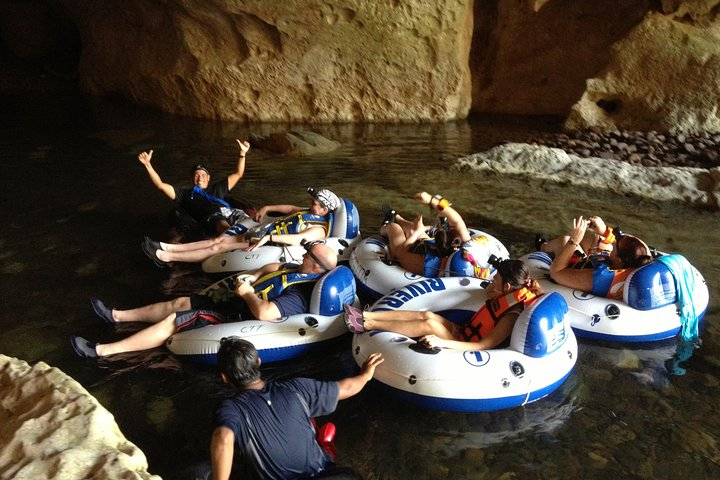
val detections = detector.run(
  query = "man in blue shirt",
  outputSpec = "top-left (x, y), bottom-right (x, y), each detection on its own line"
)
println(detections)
top-left (212, 337), bottom-right (383, 480)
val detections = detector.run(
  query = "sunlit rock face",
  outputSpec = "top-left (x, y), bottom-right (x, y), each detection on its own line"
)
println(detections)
top-left (565, 7), bottom-right (720, 134)
top-left (470, 0), bottom-right (651, 117)
top-left (61, 0), bottom-right (473, 123)
top-left (0, 355), bottom-right (160, 480)
top-left (5, 0), bottom-right (720, 131)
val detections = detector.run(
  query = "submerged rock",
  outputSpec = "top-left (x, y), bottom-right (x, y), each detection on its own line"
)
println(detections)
top-left (0, 355), bottom-right (160, 480)
top-left (249, 130), bottom-right (341, 155)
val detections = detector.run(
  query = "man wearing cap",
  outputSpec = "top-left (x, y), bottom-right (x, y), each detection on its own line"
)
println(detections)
top-left (141, 187), bottom-right (341, 267)
top-left (137, 139), bottom-right (250, 236)
top-left (71, 242), bottom-right (338, 358)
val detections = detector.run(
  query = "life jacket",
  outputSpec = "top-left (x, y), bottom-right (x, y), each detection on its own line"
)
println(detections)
top-left (252, 267), bottom-right (323, 301)
top-left (189, 185), bottom-right (230, 208)
top-left (268, 210), bottom-right (333, 237)
top-left (592, 264), bottom-right (635, 300)
top-left (461, 287), bottom-right (538, 342)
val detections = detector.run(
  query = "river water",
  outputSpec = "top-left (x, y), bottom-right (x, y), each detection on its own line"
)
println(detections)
top-left (1, 92), bottom-right (718, 479)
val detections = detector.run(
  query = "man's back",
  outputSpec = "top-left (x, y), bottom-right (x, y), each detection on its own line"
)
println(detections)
top-left (214, 377), bottom-right (339, 480)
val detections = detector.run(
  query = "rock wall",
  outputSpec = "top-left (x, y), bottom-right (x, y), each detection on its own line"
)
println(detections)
top-left (565, 6), bottom-right (720, 133)
top-left (470, 0), bottom-right (650, 116)
top-left (61, 0), bottom-right (473, 122)
top-left (4, 0), bottom-right (720, 131)
top-left (0, 355), bottom-right (160, 480)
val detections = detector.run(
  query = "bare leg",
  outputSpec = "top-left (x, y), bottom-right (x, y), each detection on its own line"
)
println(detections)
top-left (158, 238), bottom-right (251, 263)
top-left (363, 310), bottom-right (455, 339)
top-left (112, 297), bottom-right (192, 324)
top-left (385, 223), bottom-right (427, 275)
top-left (161, 235), bottom-right (243, 252)
top-left (96, 315), bottom-right (178, 357)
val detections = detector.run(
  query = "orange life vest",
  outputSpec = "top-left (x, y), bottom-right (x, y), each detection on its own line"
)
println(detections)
top-left (461, 287), bottom-right (538, 342)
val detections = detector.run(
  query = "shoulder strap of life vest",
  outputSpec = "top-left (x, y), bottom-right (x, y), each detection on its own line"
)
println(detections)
top-left (462, 287), bottom-right (538, 342)
top-left (269, 210), bottom-right (332, 237)
top-left (252, 267), bottom-right (323, 301)
top-left (190, 185), bottom-right (230, 208)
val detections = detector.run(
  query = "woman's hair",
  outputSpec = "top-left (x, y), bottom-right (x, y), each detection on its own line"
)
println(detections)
top-left (495, 259), bottom-right (543, 295)
top-left (217, 337), bottom-right (261, 388)
top-left (616, 235), bottom-right (653, 268)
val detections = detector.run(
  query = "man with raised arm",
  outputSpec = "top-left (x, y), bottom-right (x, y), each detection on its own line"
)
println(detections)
top-left (138, 139), bottom-right (250, 235)
top-left (211, 337), bottom-right (383, 480)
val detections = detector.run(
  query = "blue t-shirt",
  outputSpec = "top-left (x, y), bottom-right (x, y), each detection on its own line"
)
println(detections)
top-left (214, 377), bottom-right (340, 480)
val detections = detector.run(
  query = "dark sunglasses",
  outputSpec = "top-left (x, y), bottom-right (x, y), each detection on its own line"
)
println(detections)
top-left (301, 239), bottom-right (332, 272)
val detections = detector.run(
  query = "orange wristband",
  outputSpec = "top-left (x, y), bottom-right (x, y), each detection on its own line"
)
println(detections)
top-left (437, 198), bottom-right (450, 211)
top-left (600, 227), bottom-right (615, 245)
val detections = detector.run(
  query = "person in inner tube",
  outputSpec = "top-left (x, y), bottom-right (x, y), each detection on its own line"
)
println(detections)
top-left (141, 187), bottom-right (341, 267)
top-left (70, 242), bottom-right (337, 359)
top-left (210, 337), bottom-right (383, 480)
top-left (549, 215), bottom-right (653, 300)
top-left (535, 215), bottom-right (621, 267)
top-left (137, 139), bottom-right (251, 236)
top-left (343, 259), bottom-right (544, 352)
top-left (381, 191), bottom-right (473, 278)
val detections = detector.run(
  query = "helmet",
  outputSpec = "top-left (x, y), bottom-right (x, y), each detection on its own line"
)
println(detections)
top-left (307, 186), bottom-right (340, 211)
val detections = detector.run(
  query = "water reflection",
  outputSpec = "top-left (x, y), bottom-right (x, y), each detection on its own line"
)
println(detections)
top-left (0, 93), bottom-right (718, 479)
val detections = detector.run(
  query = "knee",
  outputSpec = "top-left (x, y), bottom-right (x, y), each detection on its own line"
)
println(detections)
top-left (170, 296), bottom-right (191, 311)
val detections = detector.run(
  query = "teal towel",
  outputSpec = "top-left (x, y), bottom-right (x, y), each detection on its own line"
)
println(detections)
top-left (656, 254), bottom-right (699, 341)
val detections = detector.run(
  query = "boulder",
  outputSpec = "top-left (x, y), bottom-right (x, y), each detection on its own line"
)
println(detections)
top-left (454, 143), bottom-right (720, 210)
top-left (0, 355), bottom-right (160, 480)
top-left (249, 130), bottom-right (340, 155)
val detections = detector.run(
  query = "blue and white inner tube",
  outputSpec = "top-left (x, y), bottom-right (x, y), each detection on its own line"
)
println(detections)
top-left (202, 198), bottom-right (362, 273)
top-left (350, 229), bottom-right (510, 301)
top-left (166, 266), bottom-right (357, 364)
top-left (351, 276), bottom-right (577, 412)
top-left (521, 252), bottom-right (710, 342)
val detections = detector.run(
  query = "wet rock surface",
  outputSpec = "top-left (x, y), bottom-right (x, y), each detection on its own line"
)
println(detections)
top-left (527, 130), bottom-right (720, 170)
top-left (455, 142), bottom-right (720, 210)
top-left (0, 355), bottom-right (160, 480)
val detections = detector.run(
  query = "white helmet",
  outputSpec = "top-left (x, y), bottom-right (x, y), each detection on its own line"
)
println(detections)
top-left (307, 187), bottom-right (341, 211)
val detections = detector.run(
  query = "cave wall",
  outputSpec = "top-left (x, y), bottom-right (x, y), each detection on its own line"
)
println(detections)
top-left (60, 0), bottom-right (474, 122)
top-left (3, 0), bottom-right (720, 132)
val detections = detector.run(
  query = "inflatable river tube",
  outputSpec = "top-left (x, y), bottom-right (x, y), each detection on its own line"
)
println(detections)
top-left (521, 252), bottom-right (710, 342)
top-left (166, 266), bottom-right (357, 364)
top-left (202, 198), bottom-right (361, 273)
top-left (351, 276), bottom-right (578, 412)
top-left (349, 229), bottom-right (510, 301)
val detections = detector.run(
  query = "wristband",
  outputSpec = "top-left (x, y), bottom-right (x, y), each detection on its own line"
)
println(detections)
top-left (600, 227), bottom-right (615, 245)
top-left (269, 233), bottom-right (273, 242)
top-left (437, 198), bottom-right (451, 211)
top-left (567, 238), bottom-right (579, 247)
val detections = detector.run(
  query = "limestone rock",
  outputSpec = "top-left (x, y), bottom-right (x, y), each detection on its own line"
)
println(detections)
top-left (565, 8), bottom-right (720, 133)
top-left (61, 0), bottom-right (472, 123)
top-left (249, 130), bottom-right (340, 155)
top-left (0, 355), bottom-right (160, 480)
top-left (454, 143), bottom-right (720, 210)
top-left (470, 1), bottom-right (650, 116)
